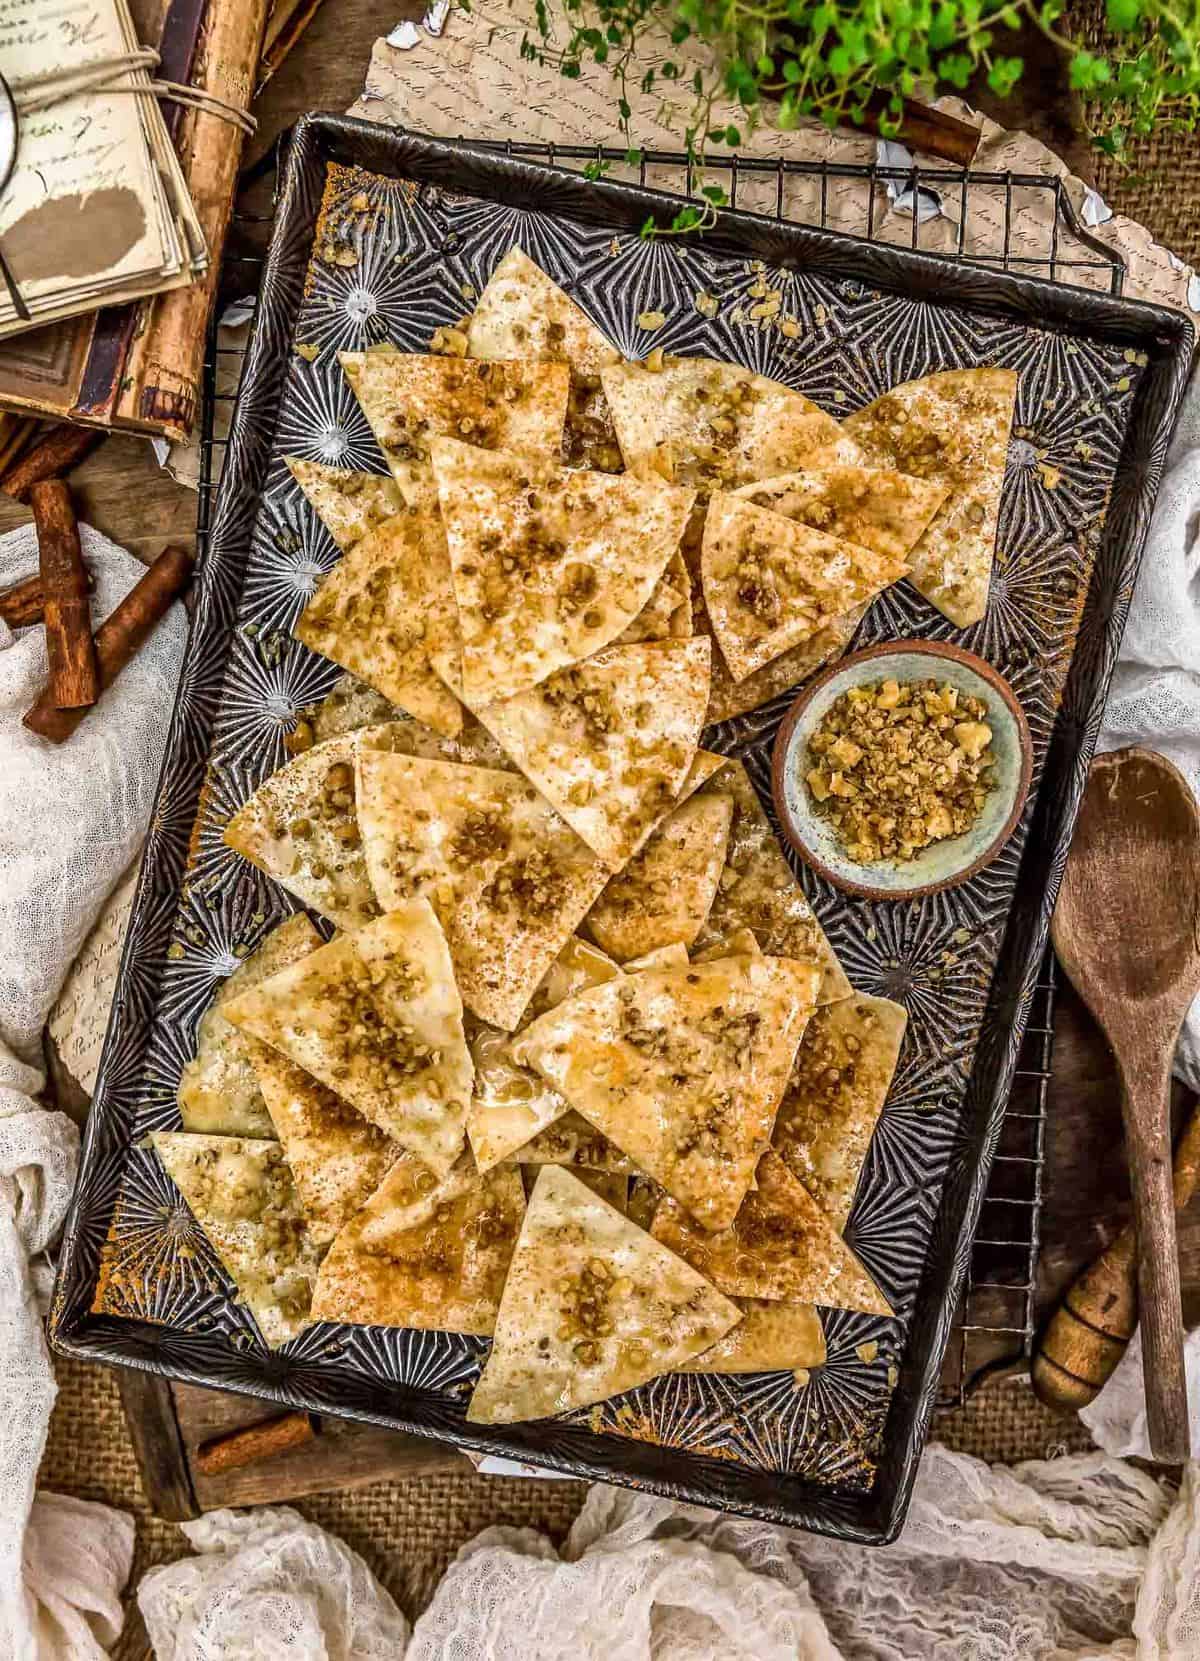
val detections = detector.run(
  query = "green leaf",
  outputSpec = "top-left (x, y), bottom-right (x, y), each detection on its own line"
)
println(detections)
top-left (1106, 0), bottom-right (1140, 26)
top-left (1069, 49), bottom-right (1112, 89)
top-left (701, 183), bottom-right (728, 202)
top-left (936, 50), bottom-right (974, 86)
top-left (986, 54), bottom-right (1023, 95)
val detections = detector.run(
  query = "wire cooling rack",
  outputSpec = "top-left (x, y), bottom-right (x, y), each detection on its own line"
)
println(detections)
top-left (200, 136), bottom-right (1099, 1407)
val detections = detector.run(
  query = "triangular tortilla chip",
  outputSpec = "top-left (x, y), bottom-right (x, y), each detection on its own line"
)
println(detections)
top-left (178, 914), bottom-right (321, 1137)
top-left (501, 1110), bottom-right (637, 1173)
top-left (474, 638), bottom-right (711, 868)
top-left (511, 954), bottom-right (820, 1230)
top-left (467, 1166), bottom-right (741, 1423)
top-left (700, 492), bottom-right (908, 682)
top-left (700, 466), bottom-right (946, 721)
top-left (692, 762), bottom-right (850, 1005)
top-left (310, 1156), bottom-right (525, 1333)
top-left (652, 1150), bottom-right (891, 1314)
top-left (339, 353), bottom-right (569, 488)
top-left (252, 1048), bottom-right (403, 1245)
top-left (734, 467), bottom-right (949, 562)
top-left (706, 603), bottom-right (868, 724)
top-left (774, 993), bottom-right (907, 1232)
top-left (586, 791), bottom-right (733, 963)
top-left (568, 1170), bottom-right (630, 1212)
top-left (223, 901), bottom-right (472, 1177)
top-left (151, 1133), bottom-right (321, 1347)
top-left (678, 1298), bottom-right (827, 1374)
top-left (224, 728), bottom-right (391, 932)
top-left (296, 673), bottom-right (400, 743)
top-left (843, 368), bottom-right (1018, 626)
top-left (355, 751), bottom-right (610, 1029)
top-left (291, 684), bottom-right (509, 766)
top-left (466, 246), bottom-right (623, 471)
top-left (431, 436), bottom-right (695, 704)
top-left (624, 943), bottom-right (691, 971)
top-left (295, 507), bottom-right (463, 738)
top-left (601, 357), bottom-right (862, 496)
top-left (616, 552), bottom-right (693, 645)
top-left (466, 937), bottom-right (622, 1170)
top-left (285, 458), bottom-right (404, 551)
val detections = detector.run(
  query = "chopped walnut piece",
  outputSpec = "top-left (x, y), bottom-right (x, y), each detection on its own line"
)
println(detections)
top-left (805, 677), bottom-right (996, 863)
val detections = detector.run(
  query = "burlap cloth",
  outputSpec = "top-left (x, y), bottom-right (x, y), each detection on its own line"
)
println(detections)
top-left (36, 6), bottom-right (1196, 1650)
top-left (42, 1347), bottom-right (1097, 1656)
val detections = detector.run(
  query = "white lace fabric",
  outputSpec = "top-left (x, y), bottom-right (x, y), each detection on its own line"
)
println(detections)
top-left (134, 1450), bottom-right (1199, 1660)
top-left (0, 522), bottom-right (187, 1659)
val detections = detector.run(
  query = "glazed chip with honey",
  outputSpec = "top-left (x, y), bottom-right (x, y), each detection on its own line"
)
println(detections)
top-left (511, 953), bottom-right (820, 1230)
top-left (465, 937), bottom-right (623, 1171)
top-left (703, 466), bottom-right (949, 722)
top-left (295, 505), bottom-right (463, 738)
top-left (285, 458), bottom-right (404, 552)
top-left (311, 1155), bottom-right (525, 1334)
top-left (151, 1134), bottom-right (322, 1348)
top-left (843, 368), bottom-right (1018, 627)
top-left (431, 436), bottom-right (695, 704)
top-left (601, 356), bottom-right (860, 496)
top-left (774, 993), bottom-right (907, 1231)
top-left (355, 751), bottom-right (610, 1030)
top-left (338, 353), bottom-right (569, 491)
top-left (586, 791), bottom-right (733, 962)
top-left (223, 729), bottom-right (387, 933)
top-left (652, 1150), bottom-right (892, 1314)
top-left (467, 1166), bottom-right (741, 1423)
top-left (178, 913), bottom-right (321, 1139)
top-left (222, 900), bottom-right (473, 1177)
top-left (465, 246), bottom-right (623, 471)
top-left (678, 1298), bottom-right (827, 1375)
top-left (252, 1048), bottom-right (404, 1246)
top-left (700, 492), bottom-right (909, 683)
top-left (691, 762), bottom-right (849, 1006)
top-left (473, 638), bottom-right (712, 869)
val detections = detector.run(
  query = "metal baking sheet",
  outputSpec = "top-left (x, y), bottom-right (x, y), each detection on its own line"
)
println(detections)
top-left (50, 116), bottom-right (1193, 1543)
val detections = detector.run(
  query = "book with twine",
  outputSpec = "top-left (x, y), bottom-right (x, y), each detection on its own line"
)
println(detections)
top-left (0, 0), bottom-right (271, 439)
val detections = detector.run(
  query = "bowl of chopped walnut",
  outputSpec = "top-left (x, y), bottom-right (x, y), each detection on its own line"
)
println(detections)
top-left (771, 640), bottom-right (1033, 900)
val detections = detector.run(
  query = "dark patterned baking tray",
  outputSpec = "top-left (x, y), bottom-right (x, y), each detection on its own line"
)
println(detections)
top-left (50, 116), bottom-right (1193, 1544)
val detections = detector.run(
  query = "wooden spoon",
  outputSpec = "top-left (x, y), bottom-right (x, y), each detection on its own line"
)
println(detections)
top-left (1050, 747), bottom-right (1200, 1462)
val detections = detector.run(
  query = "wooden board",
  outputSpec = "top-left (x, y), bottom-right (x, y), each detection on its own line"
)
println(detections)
top-left (118, 1367), bottom-right (466, 1520)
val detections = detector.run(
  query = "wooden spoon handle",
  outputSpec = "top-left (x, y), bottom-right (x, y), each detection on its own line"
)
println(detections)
top-left (1122, 1057), bottom-right (1191, 1462)
top-left (1033, 1098), bottom-right (1200, 1410)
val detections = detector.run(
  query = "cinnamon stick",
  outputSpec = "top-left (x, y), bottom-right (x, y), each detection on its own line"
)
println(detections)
top-left (33, 479), bottom-right (98, 709)
top-left (23, 544), bottom-right (193, 742)
top-left (0, 567), bottom-right (95, 629)
top-left (0, 424), bottom-right (104, 503)
top-left (195, 1411), bottom-right (315, 1476)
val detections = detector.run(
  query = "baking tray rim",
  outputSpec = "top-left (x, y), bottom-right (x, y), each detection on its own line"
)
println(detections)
top-left (49, 113), bottom-right (1196, 1545)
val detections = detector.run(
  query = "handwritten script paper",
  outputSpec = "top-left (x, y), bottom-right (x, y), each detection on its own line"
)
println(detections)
top-left (349, 0), bottom-right (1197, 315)
top-left (0, 0), bottom-right (203, 334)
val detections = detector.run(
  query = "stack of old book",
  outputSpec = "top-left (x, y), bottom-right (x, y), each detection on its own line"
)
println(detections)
top-left (0, 0), bottom-right (299, 446)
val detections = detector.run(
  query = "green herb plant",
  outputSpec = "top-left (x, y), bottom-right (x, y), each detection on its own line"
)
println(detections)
top-left (514, 0), bottom-right (1200, 230)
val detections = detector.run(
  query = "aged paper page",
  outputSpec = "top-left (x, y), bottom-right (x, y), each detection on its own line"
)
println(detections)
top-left (349, 0), bottom-right (1197, 315)
top-left (0, 0), bottom-right (170, 310)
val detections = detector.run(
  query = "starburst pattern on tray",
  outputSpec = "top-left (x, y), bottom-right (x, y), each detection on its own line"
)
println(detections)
top-left (52, 148), bottom-right (1173, 1534)
top-left (274, 361), bottom-right (380, 472)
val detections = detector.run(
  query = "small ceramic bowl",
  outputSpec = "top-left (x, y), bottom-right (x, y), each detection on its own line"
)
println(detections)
top-left (771, 640), bottom-right (1033, 901)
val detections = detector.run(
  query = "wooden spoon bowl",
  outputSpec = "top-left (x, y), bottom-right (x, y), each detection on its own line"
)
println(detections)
top-left (1051, 747), bottom-right (1200, 1462)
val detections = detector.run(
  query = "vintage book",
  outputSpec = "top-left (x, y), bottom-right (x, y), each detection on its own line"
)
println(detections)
top-left (0, 0), bottom-right (206, 336)
top-left (0, 0), bottom-right (270, 439)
